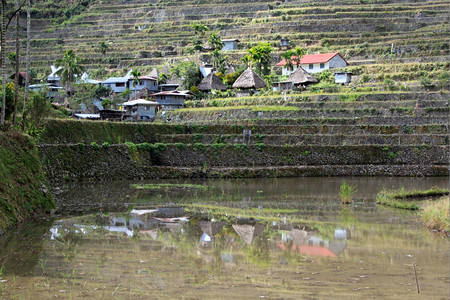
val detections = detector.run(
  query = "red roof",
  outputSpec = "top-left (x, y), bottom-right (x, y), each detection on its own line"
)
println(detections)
top-left (276, 52), bottom-right (347, 67)
top-left (277, 243), bottom-right (337, 257)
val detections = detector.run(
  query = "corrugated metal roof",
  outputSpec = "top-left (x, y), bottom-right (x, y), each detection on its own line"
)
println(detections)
top-left (276, 52), bottom-right (347, 66)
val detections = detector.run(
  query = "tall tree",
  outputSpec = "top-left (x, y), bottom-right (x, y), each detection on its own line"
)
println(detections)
top-left (208, 32), bottom-right (224, 51)
top-left (130, 69), bottom-right (141, 99)
top-left (12, 0), bottom-right (19, 124)
top-left (280, 50), bottom-right (294, 73)
top-left (291, 47), bottom-right (306, 68)
top-left (1, 0), bottom-right (7, 126)
top-left (23, 0), bottom-right (30, 112)
top-left (56, 49), bottom-right (85, 97)
top-left (98, 41), bottom-right (109, 55)
top-left (245, 42), bottom-right (273, 76)
top-left (191, 23), bottom-right (209, 38)
top-left (1, 0), bottom-right (27, 126)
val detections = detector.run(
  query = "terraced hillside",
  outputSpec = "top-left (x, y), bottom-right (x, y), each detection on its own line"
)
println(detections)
top-left (38, 89), bottom-right (448, 180)
top-left (8, 0), bottom-right (449, 83)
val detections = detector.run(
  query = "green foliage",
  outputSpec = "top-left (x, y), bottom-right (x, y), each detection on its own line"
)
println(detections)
top-left (244, 42), bottom-right (273, 76)
top-left (102, 142), bottom-right (110, 148)
top-left (340, 182), bottom-right (357, 204)
top-left (256, 143), bottom-right (266, 151)
top-left (56, 49), bottom-right (85, 95)
top-left (98, 41), bottom-right (109, 55)
top-left (90, 141), bottom-right (99, 150)
top-left (171, 61), bottom-right (202, 90)
top-left (176, 143), bottom-right (186, 150)
top-left (376, 188), bottom-right (449, 210)
top-left (420, 75), bottom-right (434, 88)
top-left (0, 82), bottom-right (15, 121)
top-left (422, 197), bottom-right (449, 233)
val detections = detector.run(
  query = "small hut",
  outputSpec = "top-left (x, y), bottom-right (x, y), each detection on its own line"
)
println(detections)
top-left (286, 66), bottom-right (318, 90)
top-left (197, 73), bottom-right (227, 92)
top-left (232, 67), bottom-right (266, 95)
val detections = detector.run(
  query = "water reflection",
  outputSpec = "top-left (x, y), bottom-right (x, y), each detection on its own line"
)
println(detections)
top-left (1, 177), bottom-right (449, 299)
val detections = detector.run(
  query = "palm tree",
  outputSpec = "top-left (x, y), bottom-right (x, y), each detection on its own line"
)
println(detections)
top-left (281, 50), bottom-right (294, 73)
top-left (208, 32), bottom-right (224, 51)
top-left (56, 49), bottom-right (85, 97)
top-left (130, 69), bottom-right (141, 99)
top-left (291, 47), bottom-right (306, 69)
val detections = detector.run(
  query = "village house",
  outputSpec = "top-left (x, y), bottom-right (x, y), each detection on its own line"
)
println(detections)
top-left (47, 65), bottom-right (62, 86)
top-left (122, 99), bottom-right (158, 121)
top-left (276, 52), bottom-right (348, 75)
top-left (273, 67), bottom-right (318, 91)
top-left (151, 90), bottom-right (190, 110)
top-left (101, 71), bottom-right (132, 93)
top-left (134, 75), bottom-right (159, 92)
top-left (28, 83), bottom-right (64, 98)
top-left (334, 72), bottom-right (353, 84)
top-left (222, 39), bottom-right (239, 51)
top-left (232, 67), bottom-right (267, 96)
top-left (197, 73), bottom-right (227, 93)
top-left (10, 72), bottom-right (32, 87)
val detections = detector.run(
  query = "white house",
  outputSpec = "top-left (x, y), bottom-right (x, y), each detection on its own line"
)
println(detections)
top-left (47, 65), bottom-right (62, 86)
top-left (222, 39), bottom-right (239, 51)
top-left (101, 70), bottom-right (132, 93)
top-left (276, 52), bottom-right (348, 75)
top-left (122, 99), bottom-right (158, 121)
top-left (334, 72), bottom-right (352, 84)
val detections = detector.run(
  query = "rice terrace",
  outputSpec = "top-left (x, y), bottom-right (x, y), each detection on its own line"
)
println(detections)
top-left (0, 0), bottom-right (449, 299)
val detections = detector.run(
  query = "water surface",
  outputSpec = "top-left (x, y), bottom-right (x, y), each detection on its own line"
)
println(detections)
top-left (0, 177), bottom-right (448, 299)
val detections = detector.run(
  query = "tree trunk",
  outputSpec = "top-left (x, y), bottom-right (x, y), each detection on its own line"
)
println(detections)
top-left (23, 0), bottom-right (29, 111)
top-left (1, 0), bottom-right (7, 127)
top-left (12, 0), bottom-right (19, 125)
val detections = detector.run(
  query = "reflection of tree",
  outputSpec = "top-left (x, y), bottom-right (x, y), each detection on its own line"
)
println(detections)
top-left (242, 231), bottom-right (270, 267)
top-left (0, 221), bottom-right (53, 276)
top-left (53, 225), bottom-right (85, 262)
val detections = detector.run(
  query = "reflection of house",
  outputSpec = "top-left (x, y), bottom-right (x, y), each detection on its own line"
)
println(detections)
top-left (151, 91), bottom-right (189, 110)
top-left (222, 38), bottom-right (239, 51)
top-left (232, 223), bottom-right (266, 245)
top-left (277, 229), bottom-right (347, 257)
top-left (276, 52), bottom-right (348, 75)
top-left (122, 99), bottom-right (158, 121)
top-left (199, 221), bottom-right (226, 244)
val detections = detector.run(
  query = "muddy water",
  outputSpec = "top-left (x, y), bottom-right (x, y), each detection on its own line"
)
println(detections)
top-left (0, 177), bottom-right (449, 299)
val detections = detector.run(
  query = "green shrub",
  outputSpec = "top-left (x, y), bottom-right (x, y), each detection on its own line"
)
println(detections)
top-left (102, 142), bottom-right (110, 148)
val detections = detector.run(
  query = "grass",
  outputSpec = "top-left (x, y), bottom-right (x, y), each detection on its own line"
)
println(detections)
top-left (421, 196), bottom-right (449, 234)
top-left (339, 182), bottom-right (357, 204)
top-left (131, 183), bottom-right (209, 191)
top-left (376, 187), bottom-right (449, 210)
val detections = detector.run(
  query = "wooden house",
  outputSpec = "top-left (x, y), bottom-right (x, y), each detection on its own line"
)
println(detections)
top-left (101, 71), bottom-right (132, 93)
top-left (122, 99), bottom-right (158, 121)
top-left (222, 38), bottom-right (239, 51)
top-left (276, 52), bottom-right (348, 75)
top-left (10, 72), bottom-right (32, 87)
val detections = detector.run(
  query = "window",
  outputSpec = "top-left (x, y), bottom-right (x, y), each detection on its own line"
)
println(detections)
top-left (309, 64), bottom-right (313, 70)
top-left (116, 82), bottom-right (125, 87)
top-left (320, 63), bottom-right (325, 69)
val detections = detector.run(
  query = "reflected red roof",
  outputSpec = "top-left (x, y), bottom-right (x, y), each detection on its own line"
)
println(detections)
top-left (276, 52), bottom-right (347, 66)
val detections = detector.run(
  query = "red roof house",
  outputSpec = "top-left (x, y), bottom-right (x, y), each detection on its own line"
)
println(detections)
top-left (276, 52), bottom-right (348, 75)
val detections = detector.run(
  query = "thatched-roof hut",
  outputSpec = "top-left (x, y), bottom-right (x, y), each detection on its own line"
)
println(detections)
top-left (232, 223), bottom-right (266, 245)
top-left (197, 73), bottom-right (227, 92)
top-left (232, 67), bottom-right (266, 90)
top-left (287, 67), bottom-right (318, 86)
top-left (199, 221), bottom-right (226, 238)
top-left (148, 68), bottom-right (159, 78)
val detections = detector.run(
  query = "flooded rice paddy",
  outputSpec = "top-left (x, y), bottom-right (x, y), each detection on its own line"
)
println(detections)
top-left (1, 177), bottom-right (449, 299)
